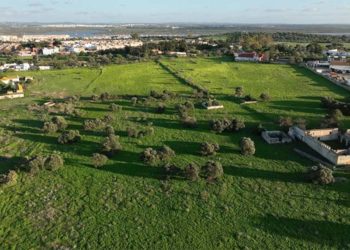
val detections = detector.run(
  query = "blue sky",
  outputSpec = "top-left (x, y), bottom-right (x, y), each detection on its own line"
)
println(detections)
top-left (1, 0), bottom-right (349, 23)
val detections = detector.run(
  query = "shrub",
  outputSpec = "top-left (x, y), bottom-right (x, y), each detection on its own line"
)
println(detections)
top-left (100, 92), bottom-right (111, 102)
top-left (294, 118), bottom-right (307, 130)
top-left (51, 116), bottom-right (68, 131)
top-left (42, 121), bottom-right (58, 134)
top-left (320, 96), bottom-right (350, 115)
top-left (159, 146), bottom-right (176, 161)
top-left (321, 113), bottom-right (340, 128)
top-left (200, 142), bottom-right (220, 156)
top-left (105, 125), bottom-right (115, 136)
top-left (27, 155), bottom-right (46, 174)
top-left (26, 155), bottom-right (64, 174)
top-left (45, 154), bottom-right (64, 171)
top-left (131, 97), bottom-right (138, 106)
top-left (307, 165), bottom-right (335, 185)
top-left (110, 103), bottom-right (122, 112)
top-left (147, 126), bottom-right (155, 135)
top-left (203, 99), bottom-right (221, 108)
top-left (254, 123), bottom-right (266, 135)
top-left (279, 116), bottom-right (293, 130)
top-left (184, 101), bottom-right (194, 110)
top-left (184, 163), bottom-right (200, 181)
top-left (58, 130), bottom-right (81, 144)
top-left (102, 114), bottom-right (114, 124)
top-left (141, 145), bottom-right (175, 165)
top-left (243, 95), bottom-right (256, 102)
top-left (211, 118), bottom-right (231, 133)
top-left (211, 118), bottom-right (245, 133)
top-left (84, 119), bottom-right (105, 131)
top-left (331, 109), bottom-right (343, 120)
top-left (141, 148), bottom-right (159, 165)
top-left (181, 116), bottom-right (197, 128)
top-left (91, 94), bottom-right (99, 101)
top-left (0, 170), bottom-right (18, 186)
top-left (164, 163), bottom-right (182, 179)
top-left (203, 161), bottom-right (224, 181)
top-left (101, 134), bottom-right (122, 157)
top-left (260, 93), bottom-right (270, 101)
top-left (92, 153), bottom-right (108, 168)
top-left (156, 103), bottom-right (166, 114)
top-left (176, 104), bottom-right (189, 118)
top-left (230, 118), bottom-right (245, 131)
top-left (66, 95), bottom-right (80, 103)
top-left (240, 137), bottom-right (256, 156)
top-left (235, 86), bottom-right (244, 97)
top-left (127, 127), bottom-right (139, 138)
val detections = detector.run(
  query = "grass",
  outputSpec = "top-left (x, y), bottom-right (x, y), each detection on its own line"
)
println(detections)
top-left (0, 58), bottom-right (349, 249)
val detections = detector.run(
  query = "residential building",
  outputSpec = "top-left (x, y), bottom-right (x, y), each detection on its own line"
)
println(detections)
top-left (235, 52), bottom-right (262, 62)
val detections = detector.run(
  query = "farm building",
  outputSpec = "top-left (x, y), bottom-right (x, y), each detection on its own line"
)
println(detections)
top-left (289, 126), bottom-right (350, 166)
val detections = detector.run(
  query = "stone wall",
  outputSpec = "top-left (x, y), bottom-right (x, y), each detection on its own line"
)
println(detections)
top-left (289, 126), bottom-right (350, 165)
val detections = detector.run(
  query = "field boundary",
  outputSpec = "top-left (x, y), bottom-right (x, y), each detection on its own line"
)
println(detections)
top-left (157, 60), bottom-right (208, 93)
top-left (86, 67), bottom-right (105, 92)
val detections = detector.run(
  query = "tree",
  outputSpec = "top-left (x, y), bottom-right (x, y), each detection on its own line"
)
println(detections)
top-left (260, 93), bottom-right (270, 101)
top-left (235, 86), bottom-right (244, 97)
top-left (184, 163), bottom-right (200, 181)
top-left (92, 153), bottom-right (108, 168)
top-left (203, 161), bottom-right (224, 181)
top-left (58, 130), bottom-right (81, 144)
top-left (101, 134), bottom-right (122, 157)
top-left (200, 142), bottom-right (220, 156)
top-left (131, 33), bottom-right (140, 40)
top-left (45, 154), bottom-right (64, 171)
top-left (51, 116), bottom-right (68, 131)
top-left (240, 137), bottom-right (256, 156)
top-left (307, 165), bottom-right (334, 185)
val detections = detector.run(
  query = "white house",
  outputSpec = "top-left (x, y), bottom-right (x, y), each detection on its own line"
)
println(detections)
top-left (42, 47), bottom-right (60, 56)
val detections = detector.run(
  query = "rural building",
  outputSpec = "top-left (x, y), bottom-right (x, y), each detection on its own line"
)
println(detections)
top-left (235, 52), bottom-right (262, 62)
top-left (289, 126), bottom-right (350, 166)
top-left (38, 66), bottom-right (52, 71)
top-left (167, 51), bottom-right (187, 57)
top-left (262, 131), bottom-right (292, 144)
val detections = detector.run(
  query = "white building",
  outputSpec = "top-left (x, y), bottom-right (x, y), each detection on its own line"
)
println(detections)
top-left (38, 66), bottom-right (51, 71)
top-left (42, 47), bottom-right (60, 56)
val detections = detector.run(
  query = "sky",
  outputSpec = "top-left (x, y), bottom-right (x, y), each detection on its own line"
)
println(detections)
top-left (0, 0), bottom-right (350, 24)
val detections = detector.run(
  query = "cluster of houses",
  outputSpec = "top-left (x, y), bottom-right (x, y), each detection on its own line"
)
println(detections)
top-left (0, 37), bottom-right (144, 59)
top-left (0, 63), bottom-right (51, 72)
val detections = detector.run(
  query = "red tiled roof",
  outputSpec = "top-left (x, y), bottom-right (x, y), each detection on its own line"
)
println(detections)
top-left (238, 52), bottom-right (258, 58)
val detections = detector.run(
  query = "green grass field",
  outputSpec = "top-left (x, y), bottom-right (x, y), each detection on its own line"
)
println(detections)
top-left (0, 58), bottom-right (349, 249)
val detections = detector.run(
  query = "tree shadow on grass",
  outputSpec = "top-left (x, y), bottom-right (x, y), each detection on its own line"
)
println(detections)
top-left (291, 65), bottom-right (349, 97)
top-left (268, 100), bottom-right (325, 115)
top-left (14, 133), bottom-right (100, 157)
top-left (0, 156), bottom-right (26, 174)
top-left (224, 165), bottom-right (305, 184)
top-left (101, 161), bottom-right (164, 180)
top-left (163, 140), bottom-right (201, 155)
top-left (256, 214), bottom-right (350, 248)
top-left (151, 118), bottom-right (209, 133)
